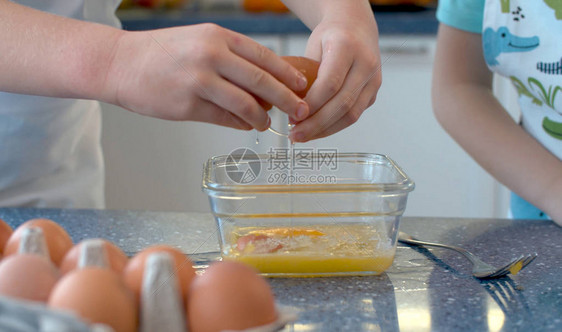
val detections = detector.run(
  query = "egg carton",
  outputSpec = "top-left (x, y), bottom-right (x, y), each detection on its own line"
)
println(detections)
top-left (0, 295), bottom-right (295, 332)
top-left (0, 295), bottom-right (102, 332)
top-left (0, 228), bottom-right (105, 332)
top-left (0, 227), bottom-right (297, 332)
top-left (140, 252), bottom-right (296, 332)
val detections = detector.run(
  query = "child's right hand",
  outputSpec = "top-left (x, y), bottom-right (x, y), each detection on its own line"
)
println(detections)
top-left (102, 24), bottom-right (310, 131)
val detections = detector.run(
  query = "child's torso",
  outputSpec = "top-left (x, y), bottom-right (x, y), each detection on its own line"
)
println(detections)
top-left (483, 0), bottom-right (562, 159)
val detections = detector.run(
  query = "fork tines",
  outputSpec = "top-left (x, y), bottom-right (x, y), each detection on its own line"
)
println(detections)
top-left (487, 253), bottom-right (538, 278)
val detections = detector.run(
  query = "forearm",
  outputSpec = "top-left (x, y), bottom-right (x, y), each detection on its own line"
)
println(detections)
top-left (435, 82), bottom-right (562, 218)
top-left (433, 24), bottom-right (562, 224)
top-left (0, 0), bottom-right (124, 102)
top-left (282, 0), bottom-right (375, 30)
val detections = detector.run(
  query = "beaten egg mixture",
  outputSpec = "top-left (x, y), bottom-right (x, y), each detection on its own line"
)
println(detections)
top-left (223, 224), bottom-right (395, 276)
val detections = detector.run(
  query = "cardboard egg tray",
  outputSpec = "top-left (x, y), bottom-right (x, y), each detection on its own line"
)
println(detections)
top-left (0, 227), bottom-right (296, 332)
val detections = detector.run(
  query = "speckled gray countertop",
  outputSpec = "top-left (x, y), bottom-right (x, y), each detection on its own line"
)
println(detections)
top-left (0, 208), bottom-right (560, 332)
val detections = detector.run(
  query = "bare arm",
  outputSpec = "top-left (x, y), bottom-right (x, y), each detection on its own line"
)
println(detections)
top-left (0, 0), bottom-right (309, 131)
top-left (0, 0), bottom-right (122, 101)
top-left (282, 0), bottom-right (381, 142)
top-left (432, 24), bottom-right (562, 225)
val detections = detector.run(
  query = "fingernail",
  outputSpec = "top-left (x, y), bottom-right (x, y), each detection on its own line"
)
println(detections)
top-left (266, 116), bottom-right (271, 129)
top-left (297, 73), bottom-right (307, 90)
top-left (296, 102), bottom-right (308, 120)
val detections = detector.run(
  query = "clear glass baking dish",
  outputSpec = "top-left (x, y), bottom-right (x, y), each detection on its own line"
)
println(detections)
top-left (202, 152), bottom-right (414, 277)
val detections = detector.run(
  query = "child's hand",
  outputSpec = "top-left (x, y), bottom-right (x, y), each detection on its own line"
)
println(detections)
top-left (289, 13), bottom-right (382, 142)
top-left (103, 24), bottom-right (310, 131)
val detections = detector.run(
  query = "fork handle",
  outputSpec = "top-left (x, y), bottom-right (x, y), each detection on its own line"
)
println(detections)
top-left (398, 235), bottom-right (481, 265)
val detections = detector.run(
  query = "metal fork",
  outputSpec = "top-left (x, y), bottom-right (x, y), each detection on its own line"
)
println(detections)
top-left (398, 231), bottom-right (537, 279)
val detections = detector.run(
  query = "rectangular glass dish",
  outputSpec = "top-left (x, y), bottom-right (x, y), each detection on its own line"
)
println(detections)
top-left (202, 152), bottom-right (414, 277)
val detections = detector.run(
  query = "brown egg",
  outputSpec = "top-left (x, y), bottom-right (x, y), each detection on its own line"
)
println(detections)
top-left (60, 239), bottom-right (128, 274)
top-left (254, 55), bottom-right (320, 111)
top-left (4, 218), bottom-right (73, 266)
top-left (281, 56), bottom-right (320, 98)
top-left (0, 218), bottom-right (13, 256)
top-left (123, 245), bottom-right (196, 304)
top-left (48, 267), bottom-right (137, 332)
top-left (187, 261), bottom-right (278, 332)
top-left (0, 254), bottom-right (60, 302)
